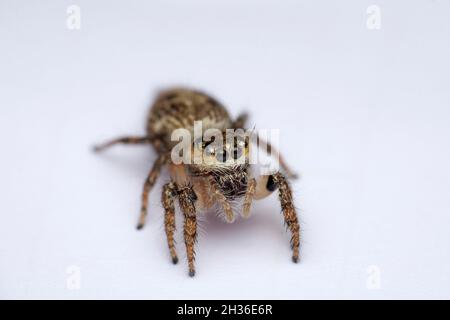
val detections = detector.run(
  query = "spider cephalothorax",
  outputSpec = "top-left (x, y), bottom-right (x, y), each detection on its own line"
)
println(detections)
top-left (94, 88), bottom-right (300, 276)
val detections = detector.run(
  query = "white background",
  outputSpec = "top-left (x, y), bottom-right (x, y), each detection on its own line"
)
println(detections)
top-left (1, 0), bottom-right (450, 299)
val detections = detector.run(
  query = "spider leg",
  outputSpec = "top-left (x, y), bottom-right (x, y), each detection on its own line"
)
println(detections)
top-left (272, 172), bottom-right (300, 263)
top-left (256, 135), bottom-right (298, 180)
top-left (232, 112), bottom-right (249, 129)
top-left (178, 185), bottom-right (198, 277)
top-left (242, 178), bottom-right (256, 218)
top-left (93, 136), bottom-right (152, 152)
top-left (209, 178), bottom-right (234, 222)
top-left (136, 154), bottom-right (168, 230)
top-left (162, 182), bottom-right (178, 264)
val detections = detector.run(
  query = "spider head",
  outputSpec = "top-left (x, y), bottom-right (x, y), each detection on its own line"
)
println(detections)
top-left (190, 129), bottom-right (250, 171)
top-left (187, 130), bottom-right (251, 202)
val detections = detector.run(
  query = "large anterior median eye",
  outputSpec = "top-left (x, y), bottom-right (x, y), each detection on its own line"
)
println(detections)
top-left (231, 135), bottom-right (247, 160)
top-left (233, 147), bottom-right (243, 160)
top-left (215, 149), bottom-right (228, 162)
top-left (236, 136), bottom-right (247, 148)
top-left (205, 144), bottom-right (216, 156)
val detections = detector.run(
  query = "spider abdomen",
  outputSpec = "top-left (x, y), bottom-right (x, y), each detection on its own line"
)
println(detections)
top-left (146, 88), bottom-right (232, 152)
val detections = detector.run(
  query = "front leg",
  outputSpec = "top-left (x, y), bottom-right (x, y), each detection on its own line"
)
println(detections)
top-left (93, 136), bottom-right (152, 152)
top-left (162, 182), bottom-right (178, 264)
top-left (209, 178), bottom-right (234, 222)
top-left (242, 178), bottom-right (256, 218)
top-left (271, 173), bottom-right (300, 263)
top-left (178, 185), bottom-right (198, 277)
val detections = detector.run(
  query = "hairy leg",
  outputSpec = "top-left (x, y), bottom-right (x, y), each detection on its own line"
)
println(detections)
top-left (93, 136), bottom-right (152, 152)
top-left (272, 172), bottom-right (300, 262)
top-left (162, 182), bottom-right (178, 264)
top-left (233, 112), bottom-right (249, 129)
top-left (209, 178), bottom-right (234, 222)
top-left (178, 185), bottom-right (198, 277)
top-left (242, 178), bottom-right (256, 218)
top-left (137, 154), bottom-right (168, 230)
top-left (256, 135), bottom-right (298, 180)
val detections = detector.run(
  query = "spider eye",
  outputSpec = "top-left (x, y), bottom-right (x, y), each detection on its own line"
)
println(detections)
top-left (237, 138), bottom-right (246, 148)
top-left (233, 147), bottom-right (243, 160)
top-left (216, 149), bottom-right (228, 162)
top-left (205, 145), bottom-right (216, 156)
top-left (204, 136), bottom-right (216, 147)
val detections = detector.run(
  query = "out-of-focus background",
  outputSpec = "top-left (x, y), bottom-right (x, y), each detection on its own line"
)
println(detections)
top-left (1, 0), bottom-right (450, 299)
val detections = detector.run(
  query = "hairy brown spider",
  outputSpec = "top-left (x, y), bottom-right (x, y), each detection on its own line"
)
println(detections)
top-left (94, 88), bottom-right (300, 277)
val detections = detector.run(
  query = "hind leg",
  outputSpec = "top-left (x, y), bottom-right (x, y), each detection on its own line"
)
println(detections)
top-left (178, 185), bottom-right (198, 277)
top-left (233, 112), bottom-right (249, 129)
top-left (162, 182), bottom-right (178, 264)
top-left (93, 136), bottom-right (152, 152)
top-left (136, 154), bottom-right (168, 230)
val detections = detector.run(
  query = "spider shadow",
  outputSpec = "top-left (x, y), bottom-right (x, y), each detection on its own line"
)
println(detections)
top-left (198, 201), bottom-right (289, 251)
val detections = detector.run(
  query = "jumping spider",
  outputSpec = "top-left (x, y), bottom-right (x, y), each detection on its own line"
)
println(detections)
top-left (94, 88), bottom-right (300, 277)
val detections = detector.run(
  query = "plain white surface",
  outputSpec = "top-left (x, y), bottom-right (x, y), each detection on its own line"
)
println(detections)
top-left (1, 0), bottom-right (450, 299)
